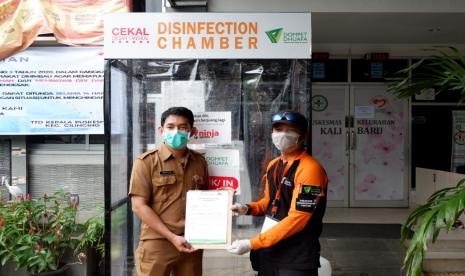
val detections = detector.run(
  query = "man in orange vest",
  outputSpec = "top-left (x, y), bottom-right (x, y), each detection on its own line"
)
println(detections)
top-left (227, 111), bottom-right (328, 276)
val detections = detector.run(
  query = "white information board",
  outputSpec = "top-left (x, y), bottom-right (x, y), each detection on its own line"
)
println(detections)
top-left (191, 112), bottom-right (232, 145)
top-left (161, 80), bottom-right (206, 112)
top-left (451, 110), bottom-right (465, 172)
top-left (0, 47), bottom-right (104, 135)
top-left (205, 148), bottom-right (241, 194)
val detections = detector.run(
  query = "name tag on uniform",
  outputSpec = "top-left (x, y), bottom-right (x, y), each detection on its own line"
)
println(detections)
top-left (160, 170), bottom-right (175, 175)
top-left (260, 216), bottom-right (279, 233)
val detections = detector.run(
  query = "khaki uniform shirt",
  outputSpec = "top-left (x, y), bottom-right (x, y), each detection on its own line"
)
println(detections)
top-left (129, 143), bottom-right (209, 240)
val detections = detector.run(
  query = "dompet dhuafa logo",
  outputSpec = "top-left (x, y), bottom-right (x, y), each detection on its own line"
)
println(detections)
top-left (265, 27), bottom-right (308, 44)
top-left (265, 28), bottom-right (283, 43)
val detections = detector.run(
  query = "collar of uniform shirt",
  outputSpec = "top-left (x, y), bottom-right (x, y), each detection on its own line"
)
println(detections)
top-left (279, 150), bottom-right (305, 177)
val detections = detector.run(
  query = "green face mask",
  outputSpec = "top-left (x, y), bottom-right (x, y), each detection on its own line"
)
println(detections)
top-left (163, 129), bottom-right (190, 149)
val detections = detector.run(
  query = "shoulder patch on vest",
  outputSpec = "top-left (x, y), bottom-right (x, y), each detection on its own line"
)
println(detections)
top-left (295, 185), bottom-right (321, 213)
top-left (301, 185), bottom-right (321, 196)
top-left (295, 194), bottom-right (317, 213)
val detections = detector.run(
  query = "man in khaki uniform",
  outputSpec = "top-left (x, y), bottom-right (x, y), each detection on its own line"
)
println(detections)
top-left (130, 106), bottom-right (209, 276)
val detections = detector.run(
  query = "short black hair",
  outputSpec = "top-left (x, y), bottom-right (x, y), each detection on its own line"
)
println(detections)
top-left (161, 107), bottom-right (195, 127)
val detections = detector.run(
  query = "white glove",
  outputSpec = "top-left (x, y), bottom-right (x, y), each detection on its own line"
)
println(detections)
top-left (231, 203), bottom-right (248, 216)
top-left (227, 239), bottom-right (251, 255)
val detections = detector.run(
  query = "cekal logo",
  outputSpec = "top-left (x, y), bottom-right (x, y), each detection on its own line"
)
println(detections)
top-left (111, 27), bottom-right (150, 44)
top-left (265, 27), bottom-right (308, 44)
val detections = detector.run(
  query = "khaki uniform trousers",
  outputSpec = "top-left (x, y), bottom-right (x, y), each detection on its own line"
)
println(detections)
top-left (135, 239), bottom-right (203, 276)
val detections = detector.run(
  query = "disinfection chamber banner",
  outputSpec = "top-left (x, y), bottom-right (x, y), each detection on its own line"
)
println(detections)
top-left (104, 13), bottom-right (311, 59)
top-left (0, 47), bottom-right (104, 135)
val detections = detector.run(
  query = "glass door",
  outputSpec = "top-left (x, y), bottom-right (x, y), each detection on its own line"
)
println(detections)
top-left (312, 84), bottom-right (409, 207)
top-left (312, 84), bottom-right (350, 207)
top-left (349, 84), bottom-right (409, 207)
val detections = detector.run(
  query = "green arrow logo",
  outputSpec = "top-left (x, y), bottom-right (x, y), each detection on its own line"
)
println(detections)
top-left (265, 28), bottom-right (283, 43)
top-left (303, 186), bottom-right (312, 194)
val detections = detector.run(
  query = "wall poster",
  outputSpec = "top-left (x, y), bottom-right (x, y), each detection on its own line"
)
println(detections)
top-left (0, 47), bottom-right (104, 134)
top-left (451, 110), bottom-right (465, 172)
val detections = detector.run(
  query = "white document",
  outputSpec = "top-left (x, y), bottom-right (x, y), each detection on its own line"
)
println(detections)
top-left (354, 105), bottom-right (375, 119)
top-left (161, 81), bottom-right (206, 112)
top-left (260, 216), bottom-right (279, 233)
top-left (185, 190), bottom-right (233, 249)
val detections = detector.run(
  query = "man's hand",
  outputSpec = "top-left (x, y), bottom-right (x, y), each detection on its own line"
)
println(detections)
top-left (170, 235), bottom-right (197, 253)
top-left (231, 203), bottom-right (248, 216)
top-left (227, 239), bottom-right (251, 255)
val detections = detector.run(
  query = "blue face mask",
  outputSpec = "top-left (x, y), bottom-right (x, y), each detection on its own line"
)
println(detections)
top-left (163, 129), bottom-right (190, 149)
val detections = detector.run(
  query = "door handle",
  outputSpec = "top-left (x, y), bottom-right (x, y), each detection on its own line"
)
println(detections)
top-left (350, 131), bottom-right (356, 150)
top-left (345, 131), bottom-right (349, 151)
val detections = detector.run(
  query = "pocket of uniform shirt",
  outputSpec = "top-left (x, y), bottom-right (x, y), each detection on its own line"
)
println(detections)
top-left (152, 175), bottom-right (176, 201)
top-left (139, 241), bottom-right (159, 261)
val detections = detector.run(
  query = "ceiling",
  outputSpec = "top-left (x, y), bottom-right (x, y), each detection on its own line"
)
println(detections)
top-left (312, 12), bottom-right (465, 44)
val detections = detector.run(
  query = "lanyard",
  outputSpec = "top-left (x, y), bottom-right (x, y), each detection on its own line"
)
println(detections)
top-left (271, 160), bottom-right (287, 217)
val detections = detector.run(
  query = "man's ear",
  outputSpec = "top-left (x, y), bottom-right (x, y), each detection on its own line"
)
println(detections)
top-left (298, 131), bottom-right (308, 144)
top-left (157, 126), bottom-right (164, 135)
top-left (190, 127), bottom-right (198, 137)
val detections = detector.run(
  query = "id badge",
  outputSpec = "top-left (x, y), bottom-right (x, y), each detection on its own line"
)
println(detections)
top-left (260, 216), bottom-right (279, 233)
